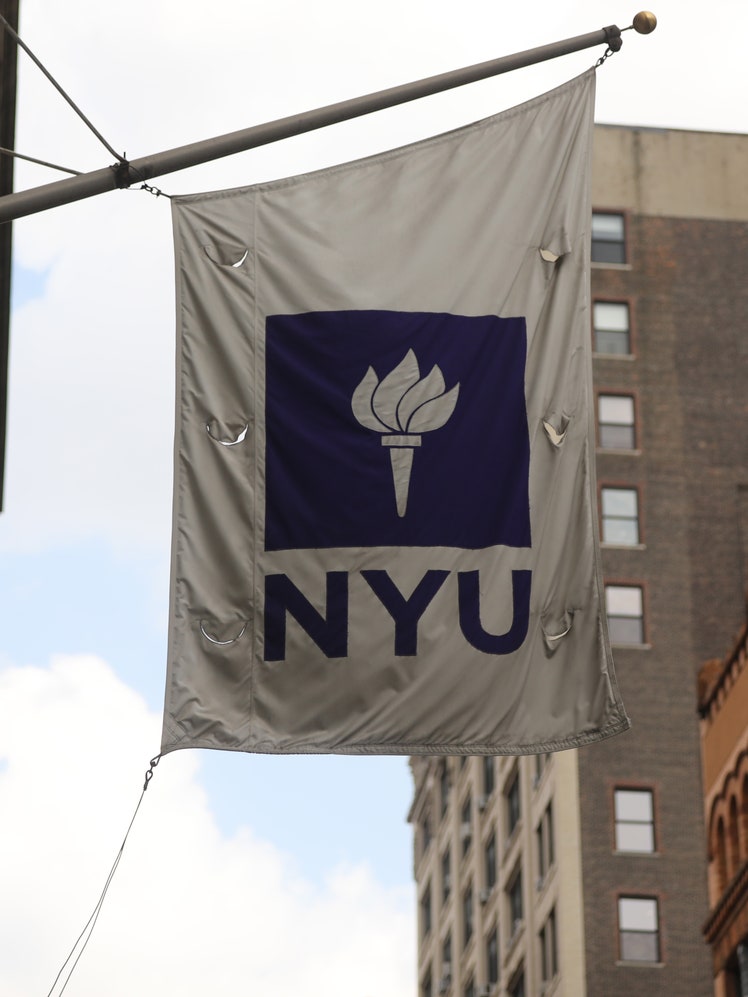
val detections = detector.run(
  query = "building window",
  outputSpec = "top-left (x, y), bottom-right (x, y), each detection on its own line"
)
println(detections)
top-left (486, 927), bottom-right (499, 985)
top-left (536, 803), bottom-right (554, 884)
top-left (508, 966), bottom-right (526, 997)
top-left (533, 752), bottom-right (550, 787)
top-left (614, 788), bottom-right (655, 853)
top-left (598, 393), bottom-right (636, 450)
top-left (421, 966), bottom-right (433, 997)
top-left (593, 300), bottom-right (631, 354)
top-left (713, 816), bottom-right (728, 895)
top-left (483, 755), bottom-right (495, 797)
top-left (601, 486), bottom-right (640, 545)
top-left (507, 866), bottom-right (523, 935)
top-left (618, 896), bottom-right (660, 962)
top-left (485, 831), bottom-right (497, 890)
top-left (440, 762), bottom-right (450, 819)
top-left (606, 584), bottom-right (645, 645)
top-left (463, 884), bottom-right (474, 948)
top-left (441, 932), bottom-right (452, 992)
top-left (442, 931), bottom-right (452, 970)
top-left (422, 813), bottom-right (432, 854)
top-left (442, 847), bottom-right (452, 903)
top-left (421, 882), bottom-right (432, 938)
top-left (539, 908), bottom-right (558, 984)
top-left (506, 771), bottom-right (521, 838)
top-left (728, 795), bottom-right (741, 878)
top-left (592, 211), bottom-right (626, 264)
top-left (461, 795), bottom-right (473, 856)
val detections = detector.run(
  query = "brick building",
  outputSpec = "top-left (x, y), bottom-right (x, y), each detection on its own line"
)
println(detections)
top-left (409, 124), bottom-right (748, 997)
top-left (699, 616), bottom-right (748, 996)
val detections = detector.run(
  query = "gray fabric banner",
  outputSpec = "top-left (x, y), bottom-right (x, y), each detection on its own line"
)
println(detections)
top-left (162, 69), bottom-right (630, 756)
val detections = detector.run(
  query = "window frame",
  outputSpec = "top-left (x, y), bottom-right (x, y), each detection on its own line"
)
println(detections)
top-left (617, 895), bottom-right (661, 964)
top-left (506, 863), bottom-right (524, 935)
top-left (485, 831), bottom-right (497, 890)
top-left (597, 391), bottom-right (638, 452)
top-left (605, 582), bottom-right (647, 646)
top-left (421, 881), bottom-right (432, 939)
top-left (536, 802), bottom-right (555, 884)
top-left (600, 484), bottom-right (642, 547)
top-left (486, 926), bottom-right (499, 985)
top-left (508, 965), bottom-right (526, 997)
top-left (505, 770), bottom-right (521, 839)
top-left (483, 755), bottom-right (495, 798)
top-left (461, 794), bottom-right (473, 857)
top-left (442, 847), bottom-right (452, 903)
top-left (463, 883), bottom-right (474, 948)
top-left (593, 298), bottom-right (633, 356)
top-left (539, 907), bottom-right (558, 984)
top-left (421, 811), bottom-right (432, 855)
top-left (440, 761), bottom-right (450, 819)
top-left (591, 210), bottom-right (627, 265)
top-left (421, 965), bottom-right (433, 997)
top-left (442, 931), bottom-right (452, 979)
top-left (533, 752), bottom-right (550, 788)
top-left (613, 786), bottom-right (657, 854)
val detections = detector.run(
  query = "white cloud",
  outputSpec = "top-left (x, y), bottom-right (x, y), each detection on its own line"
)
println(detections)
top-left (0, 656), bottom-right (415, 997)
top-left (4, 190), bottom-right (176, 555)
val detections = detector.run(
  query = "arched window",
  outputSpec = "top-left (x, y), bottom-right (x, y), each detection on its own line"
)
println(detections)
top-left (713, 817), bottom-right (727, 898)
top-left (728, 796), bottom-right (740, 880)
top-left (741, 772), bottom-right (748, 864)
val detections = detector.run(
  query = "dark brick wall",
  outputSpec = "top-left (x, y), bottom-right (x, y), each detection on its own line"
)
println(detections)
top-left (578, 212), bottom-right (748, 996)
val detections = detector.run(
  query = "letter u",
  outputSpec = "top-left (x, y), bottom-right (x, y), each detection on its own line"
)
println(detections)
top-left (457, 570), bottom-right (531, 655)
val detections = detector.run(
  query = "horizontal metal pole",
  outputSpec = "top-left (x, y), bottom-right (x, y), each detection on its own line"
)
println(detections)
top-left (0, 23), bottom-right (624, 223)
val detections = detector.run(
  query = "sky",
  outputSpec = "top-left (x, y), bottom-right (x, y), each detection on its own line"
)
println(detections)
top-left (1, 1), bottom-right (746, 994)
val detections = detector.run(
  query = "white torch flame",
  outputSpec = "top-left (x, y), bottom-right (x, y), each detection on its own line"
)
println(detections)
top-left (351, 349), bottom-right (459, 516)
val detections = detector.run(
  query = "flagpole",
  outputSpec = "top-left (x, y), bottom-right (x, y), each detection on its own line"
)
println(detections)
top-left (0, 13), bottom-right (656, 223)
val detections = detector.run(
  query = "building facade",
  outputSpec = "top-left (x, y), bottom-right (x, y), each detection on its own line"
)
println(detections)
top-left (699, 616), bottom-right (748, 996)
top-left (409, 124), bottom-right (748, 997)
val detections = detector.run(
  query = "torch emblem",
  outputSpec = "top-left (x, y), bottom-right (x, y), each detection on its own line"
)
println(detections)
top-left (351, 349), bottom-right (460, 517)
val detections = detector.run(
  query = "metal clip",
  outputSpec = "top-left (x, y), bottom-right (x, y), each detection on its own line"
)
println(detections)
top-left (143, 754), bottom-right (161, 791)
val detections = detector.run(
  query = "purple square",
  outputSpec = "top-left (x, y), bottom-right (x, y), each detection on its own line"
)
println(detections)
top-left (265, 310), bottom-right (530, 550)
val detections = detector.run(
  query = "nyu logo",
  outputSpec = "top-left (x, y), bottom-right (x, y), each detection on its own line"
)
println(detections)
top-left (264, 569), bottom-right (531, 660)
top-left (262, 310), bottom-right (532, 660)
top-left (265, 310), bottom-right (531, 550)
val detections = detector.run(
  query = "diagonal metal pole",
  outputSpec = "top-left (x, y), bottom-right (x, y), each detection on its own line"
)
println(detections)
top-left (0, 14), bottom-right (656, 224)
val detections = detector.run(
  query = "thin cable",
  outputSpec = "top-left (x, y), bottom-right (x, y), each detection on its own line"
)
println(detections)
top-left (0, 146), bottom-right (82, 175)
top-left (0, 13), bottom-right (126, 164)
top-left (45, 755), bottom-right (161, 997)
top-left (123, 169), bottom-right (173, 200)
top-left (137, 182), bottom-right (173, 199)
top-left (52, 833), bottom-right (128, 997)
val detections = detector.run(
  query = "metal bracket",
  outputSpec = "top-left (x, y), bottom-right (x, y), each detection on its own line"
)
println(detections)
top-left (112, 159), bottom-right (135, 189)
top-left (602, 25), bottom-right (623, 52)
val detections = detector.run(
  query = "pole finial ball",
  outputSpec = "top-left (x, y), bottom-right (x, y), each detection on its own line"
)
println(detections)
top-left (633, 11), bottom-right (657, 33)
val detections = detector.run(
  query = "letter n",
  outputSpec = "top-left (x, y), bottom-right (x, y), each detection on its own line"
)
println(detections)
top-left (264, 572), bottom-right (348, 661)
top-left (458, 570), bottom-right (531, 654)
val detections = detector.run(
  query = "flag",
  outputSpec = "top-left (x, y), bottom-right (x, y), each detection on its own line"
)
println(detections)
top-left (161, 68), bottom-right (630, 756)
